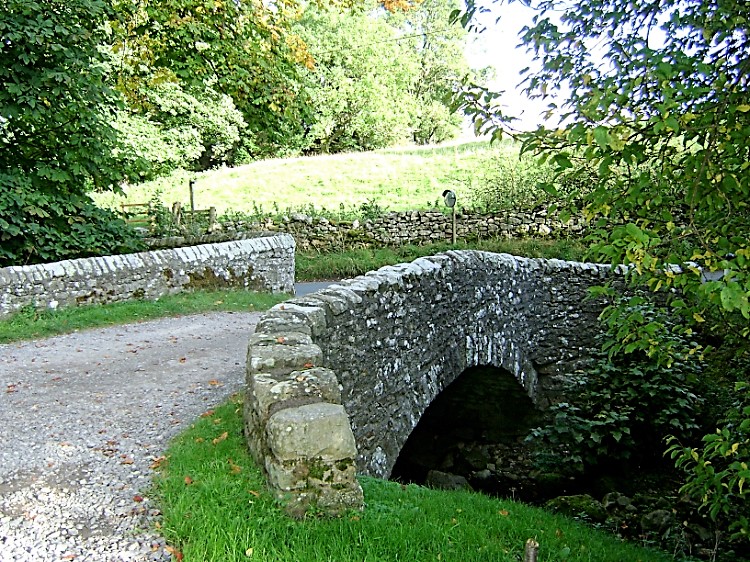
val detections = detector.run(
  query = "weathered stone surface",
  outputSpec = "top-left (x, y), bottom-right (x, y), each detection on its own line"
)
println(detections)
top-left (216, 207), bottom-right (586, 253)
top-left (250, 368), bottom-right (341, 420)
top-left (0, 234), bottom-right (295, 318)
top-left (267, 403), bottom-right (357, 461)
top-left (425, 470), bottom-right (472, 491)
top-left (259, 402), bottom-right (364, 518)
top-left (281, 251), bottom-right (617, 478)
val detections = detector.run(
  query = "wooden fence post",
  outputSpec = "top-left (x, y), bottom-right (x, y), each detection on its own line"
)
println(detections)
top-left (523, 538), bottom-right (539, 562)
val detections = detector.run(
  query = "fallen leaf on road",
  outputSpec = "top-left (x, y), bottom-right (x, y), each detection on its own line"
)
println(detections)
top-left (150, 456), bottom-right (168, 469)
top-left (179, 357), bottom-right (187, 363)
top-left (208, 379), bottom-right (221, 386)
top-left (133, 495), bottom-right (144, 503)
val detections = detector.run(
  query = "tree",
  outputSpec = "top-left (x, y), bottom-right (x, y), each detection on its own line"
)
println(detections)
top-left (392, 0), bottom-right (482, 144)
top-left (457, 0), bottom-right (749, 541)
top-left (295, 4), bottom-right (420, 153)
top-left (0, 0), bottom-right (143, 266)
top-left (296, 0), bottom-right (481, 152)
top-left (111, 0), bottom-right (312, 155)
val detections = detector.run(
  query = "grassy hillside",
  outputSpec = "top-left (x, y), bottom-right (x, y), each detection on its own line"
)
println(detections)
top-left (95, 141), bottom-right (517, 216)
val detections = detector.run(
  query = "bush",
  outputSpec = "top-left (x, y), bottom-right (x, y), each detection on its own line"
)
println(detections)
top-left (412, 100), bottom-right (462, 145)
top-left (668, 382), bottom-right (750, 543)
top-left (0, 176), bottom-right (145, 267)
top-left (115, 82), bottom-right (248, 176)
top-left (529, 299), bottom-right (703, 470)
top-left (144, 83), bottom-right (246, 170)
top-left (468, 150), bottom-right (555, 211)
top-left (112, 110), bottom-right (202, 181)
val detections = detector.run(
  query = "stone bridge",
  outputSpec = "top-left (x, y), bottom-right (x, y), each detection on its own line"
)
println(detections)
top-left (245, 250), bottom-right (620, 516)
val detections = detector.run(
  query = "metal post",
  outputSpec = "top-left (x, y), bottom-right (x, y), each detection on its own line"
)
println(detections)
top-left (452, 206), bottom-right (457, 245)
top-left (189, 179), bottom-right (195, 214)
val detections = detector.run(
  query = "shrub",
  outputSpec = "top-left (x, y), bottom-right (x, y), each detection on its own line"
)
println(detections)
top-left (529, 299), bottom-right (703, 470)
top-left (668, 383), bottom-right (750, 543)
top-left (0, 178), bottom-right (145, 267)
top-left (115, 82), bottom-right (248, 176)
top-left (468, 150), bottom-right (555, 211)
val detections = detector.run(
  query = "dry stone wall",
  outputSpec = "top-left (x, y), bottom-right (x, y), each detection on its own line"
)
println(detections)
top-left (245, 250), bottom-right (621, 516)
top-left (222, 208), bottom-right (585, 251)
top-left (0, 234), bottom-right (295, 318)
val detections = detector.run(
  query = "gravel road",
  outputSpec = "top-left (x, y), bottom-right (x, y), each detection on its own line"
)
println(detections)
top-left (0, 312), bottom-right (263, 562)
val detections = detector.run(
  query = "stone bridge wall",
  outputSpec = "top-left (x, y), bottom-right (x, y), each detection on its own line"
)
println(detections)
top-left (245, 250), bottom-right (619, 516)
top-left (0, 234), bottom-right (295, 318)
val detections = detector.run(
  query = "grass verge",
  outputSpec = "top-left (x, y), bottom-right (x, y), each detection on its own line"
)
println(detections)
top-left (153, 395), bottom-right (675, 562)
top-left (0, 290), bottom-right (288, 344)
top-left (295, 238), bottom-right (587, 281)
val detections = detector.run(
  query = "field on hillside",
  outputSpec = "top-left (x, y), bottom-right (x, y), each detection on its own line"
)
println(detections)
top-left (94, 141), bottom-right (522, 216)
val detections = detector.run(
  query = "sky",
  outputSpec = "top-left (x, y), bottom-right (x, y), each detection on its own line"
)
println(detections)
top-left (464, 1), bottom-right (552, 131)
top-left (464, 0), bottom-right (576, 133)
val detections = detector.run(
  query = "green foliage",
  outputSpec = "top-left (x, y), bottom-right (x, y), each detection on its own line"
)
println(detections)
top-left (530, 300), bottom-right (702, 469)
top-left (0, 183), bottom-right (144, 266)
top-left (112, 0), bottom-right (309, 155)
top-left (0, 0), bottom-right (145, 265)
top-left (112, 110), bottom-right (201, 181)
top-left (296, 4), bottom-right (419, 153)
top-left (142, 83), bottom-right (246, 170)
top-left (296, 0), bottom-right (479, 153)
top-left (454, 0), bottom-right (749, 545)
top-left (411, 100), bottom-right (462, 145)
top-left (114, 83), bottom-right (247, 177)
top-left (667, 382), bottom-right (750, 543)
top-left (468, 149), bottom-right (554, 210)
top-left (390, 0), bottom-right (480, 145)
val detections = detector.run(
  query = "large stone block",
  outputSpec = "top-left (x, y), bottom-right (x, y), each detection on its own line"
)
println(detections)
top-left (266, 403), bottom-right (357, 462)
top-left (247, 341), bottom-right (323, 377)
top-left (249, 367), bottom-right (342, 421)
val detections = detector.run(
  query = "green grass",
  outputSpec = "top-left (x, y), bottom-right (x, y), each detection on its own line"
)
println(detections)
top-left (93, 141), bottom-right (514, 216)
top-left (152, 395), bottom-right (675, 562)
top-left (295, 239), bottom-right (587, 281)
top-left (0, 289), bottom-right (288, 344)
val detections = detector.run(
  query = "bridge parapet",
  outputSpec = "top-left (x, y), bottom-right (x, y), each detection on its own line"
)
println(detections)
top-left (245, 251), bottom-right (618, 516)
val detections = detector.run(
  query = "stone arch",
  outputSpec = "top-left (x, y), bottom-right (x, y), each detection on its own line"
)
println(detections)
top-left (390, 363), bottom-right (541, 485)
top-left (245, 250), bottom-right (618, 513)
